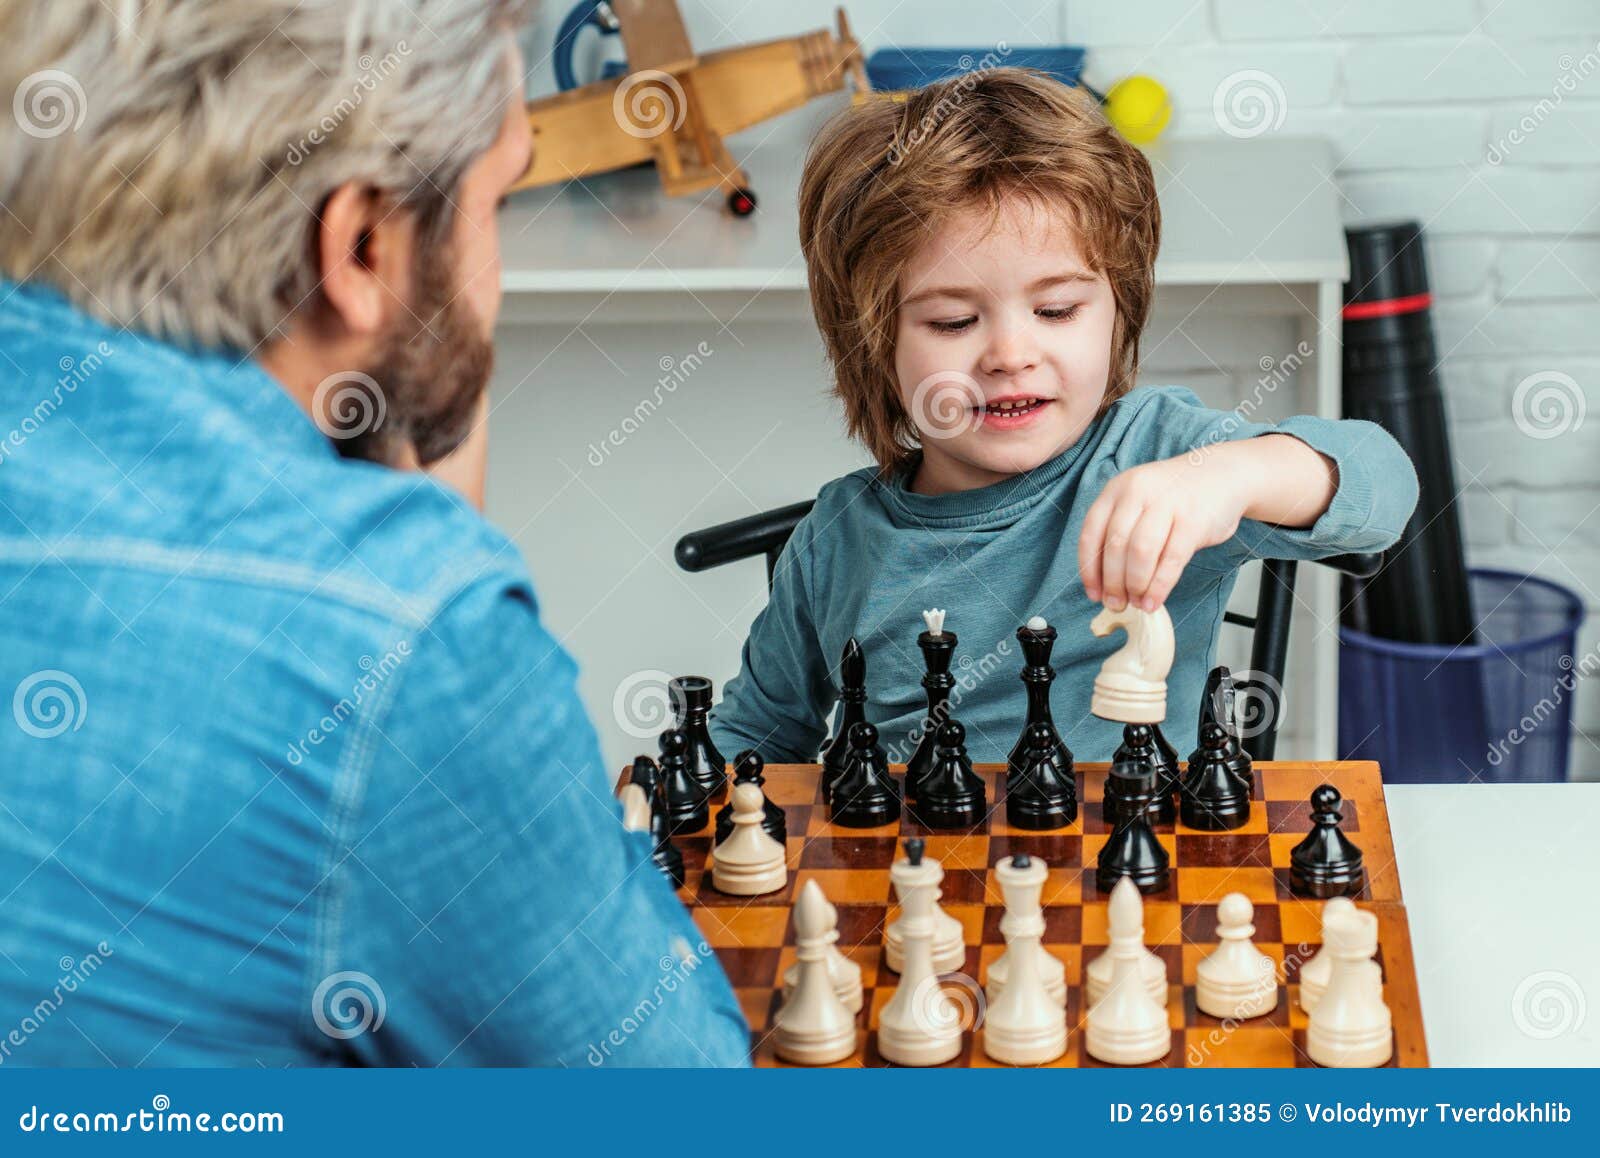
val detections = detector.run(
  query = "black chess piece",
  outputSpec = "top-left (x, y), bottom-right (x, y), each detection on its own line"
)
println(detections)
top-left (1290, 784), bottom-right (1365, 898)
top-left (1147, 722), bottom-right (1181, 824)
top-left (820, 638), bottom-right (867, 805)
top-left (630, 755), bottom-right (685, 889)
top-left (912, 720), bottom-right (986, 830)
top-left (658, 727), bottom-right (711, 836)
top-left (1095, 744), bottom-right (1171, 894)
top-left (716, 750), bottom-right (787, 844)
top-left (829, 722), bottom-right (901, 828)
top-left (1006, 721), bottom-right (1077, 830)
top-left (1007, 619), bottom-right (1074, 780)
top-left (670, 675), bottom-right (727, 801)
top-left (1179, 722), bottom-right (1252, 831)
top-left (904, 620), bottom-right (957, 800)
top-left (1188, 665), bottom-right (1250, 782)
top-left (1105, 723), bottom-right (1168, 827)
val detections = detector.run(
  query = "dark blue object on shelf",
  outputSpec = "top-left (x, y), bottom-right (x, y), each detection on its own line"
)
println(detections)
top-left (1339, 569), bottom-right (1585, 783)
top-left (864, 47), bottom-right (1086, 92)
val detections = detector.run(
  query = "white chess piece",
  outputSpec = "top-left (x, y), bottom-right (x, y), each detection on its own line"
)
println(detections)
top-left (1088, 604), bottom-right (1175, 723)
top-left (1086, 876), bottom-right (1168, 1007)
top-left (982, 855), bottom-right (1067, 1065)
top-left (1298, 896), bottom-right (1358, 1013)
top-left (619, 783), bottom-right (652, 832)
top-left (1196, 893), bottom-right (1279, 1019)
top-left (711, 782), bottom-right (787, 895)
top-left (885, 848), bottom-right (965, 974)
top-left (878, 845), bottom-right (963, 1066)
top-left (774, 880), bottom-right (858, 1065)
top-left (782, 892), bottom-right (864, 1014)
top-left (1085, 900), bottom-right (1173, 1066)
top-left (1306, 906), bottom-right (1391, 1068)
top-left (984, 852), bottom-right (1065, 1006)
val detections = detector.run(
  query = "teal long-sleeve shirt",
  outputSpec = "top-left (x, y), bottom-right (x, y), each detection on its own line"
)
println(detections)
top-left (709, 386), bottom-right (1420, 765)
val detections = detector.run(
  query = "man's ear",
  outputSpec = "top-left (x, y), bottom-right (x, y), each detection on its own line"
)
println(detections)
top-left (316, 183), bottom-right (415, 337)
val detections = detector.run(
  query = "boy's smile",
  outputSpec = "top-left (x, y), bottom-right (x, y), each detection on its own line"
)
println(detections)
top-left (894, 193), bottom-right (1118, 496)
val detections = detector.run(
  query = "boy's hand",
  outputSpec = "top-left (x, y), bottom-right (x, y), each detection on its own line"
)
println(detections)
top-left (1079, 448), bottom-right (1252, 613)
top-left (1079, 435), bottom-right (1338, 612)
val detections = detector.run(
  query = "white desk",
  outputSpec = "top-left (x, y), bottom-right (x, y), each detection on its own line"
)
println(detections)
top-left (1388, 784), bottom-right (1600, 1066)
top-left (498, 99), bottom-right (1352, 755)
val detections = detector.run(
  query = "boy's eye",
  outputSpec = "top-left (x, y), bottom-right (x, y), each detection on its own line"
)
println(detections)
top-left (1037, 304), bottom-right (1082, 321)
top-left (928, 316), bottom-right (977, 334)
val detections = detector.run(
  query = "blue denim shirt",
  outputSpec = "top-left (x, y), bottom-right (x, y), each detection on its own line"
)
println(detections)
top-left (0, 280), bottom-right (749, 1067)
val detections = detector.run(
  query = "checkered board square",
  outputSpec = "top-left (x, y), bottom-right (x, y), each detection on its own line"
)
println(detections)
top-left (629, 760), bottom-right (1428, 1068)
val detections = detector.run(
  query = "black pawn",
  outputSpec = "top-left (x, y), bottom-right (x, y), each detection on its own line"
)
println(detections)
top-left (670, 675), bottom-right (727, 801)
top-left (1006, 721), bottom-right (1077, 830)
top-left (1105, 723), bottom-right (1166, 827)
top-left (1007, 619), bottom-right (1074, 781)
top-left (1179, 722), bottom-right (1252, 831)
top-left (1095, 742), bottom-right (1170, 894)
top-left (1188, 666), bottom-right (1250, 787)
top-left (1290, 784), bottom-right (1365, 898)
top-left (904, 622), bottom-right (958, 800)
top-left (658, 727), bottom-right (710, 836)
top-left (829, 722), bottom-right (901, 828)
top-left (820, 638), bottom-right (867, 805)
top-left (630, 756), bottom-right (684, 889)
top-left (1147, 722), bottom-right (1181, 824)
top-left (716, 749), bottom-right (786, 844)
top-left (912, 720), bottom-right (985, 830)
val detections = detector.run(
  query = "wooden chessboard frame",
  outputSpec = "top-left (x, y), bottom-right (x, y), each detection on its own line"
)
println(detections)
top-left (628, 760), bottom-right (1429, 1068)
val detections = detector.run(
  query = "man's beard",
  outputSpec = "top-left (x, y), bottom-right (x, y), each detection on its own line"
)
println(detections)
top-left (326, 245), bottom-right (493, 468)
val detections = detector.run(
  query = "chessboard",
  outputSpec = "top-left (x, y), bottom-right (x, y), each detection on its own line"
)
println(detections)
top-left (623, 759), bottom-right (1429, 1068)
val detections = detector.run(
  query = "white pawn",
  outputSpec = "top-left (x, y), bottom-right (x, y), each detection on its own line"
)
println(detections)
top-left (782, 896), bottom-right (864, 1014)
top-left (1087, 877), bottom-right (1168, 1007)
top-left (711, 782), bottom-right (787, 895)
top-left (1196, 893), bottom-right (1279, 1019)
top-left (1085, 906), bottom-right (1172, 1066)
top-left (774, 880), bottom-right (858, 1065)
top-left (1298, 896), bottom-right (1357, 1013)
top-left (982, 855), bottom-right (1067, 1065)
top-left (878, 840), bottom-right (963, 1066)
top-left (985, 854), bottom-right (1066, 1006)
top-left (1306, 906), bottom-right (1392, 1068)
top-left (885, 853), bottom-right (965, 975)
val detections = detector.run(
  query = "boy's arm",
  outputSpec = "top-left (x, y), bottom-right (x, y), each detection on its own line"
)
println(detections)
top-left (1081, 388), bottom-right (1419, 611)
top-left (709, 518), bottom-right (835, 763)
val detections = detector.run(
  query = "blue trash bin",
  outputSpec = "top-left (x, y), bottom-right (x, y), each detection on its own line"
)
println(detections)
top-left (1339, 569), bottom-right (1585, 783)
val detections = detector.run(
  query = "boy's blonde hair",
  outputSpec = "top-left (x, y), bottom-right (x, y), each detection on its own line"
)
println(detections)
top-left (799, 68), bottom-right (1161, 476)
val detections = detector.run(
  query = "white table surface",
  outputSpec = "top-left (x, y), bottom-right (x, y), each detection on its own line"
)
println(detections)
top-left (498, 97), bottom-right (1348, 293)
top-left (1386, 784), bottom-right (1599, 1066)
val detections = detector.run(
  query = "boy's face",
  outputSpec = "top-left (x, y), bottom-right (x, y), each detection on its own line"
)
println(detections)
top-left (893, 194), bottom-right (1118, 494)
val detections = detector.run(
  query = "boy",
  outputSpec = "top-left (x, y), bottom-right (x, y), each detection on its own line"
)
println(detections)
top-left (710, 69), bottom-right (1418, 765)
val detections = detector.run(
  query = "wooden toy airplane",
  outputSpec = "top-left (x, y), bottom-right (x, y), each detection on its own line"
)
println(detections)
top-left (513, 0), bottom-right (868, 214)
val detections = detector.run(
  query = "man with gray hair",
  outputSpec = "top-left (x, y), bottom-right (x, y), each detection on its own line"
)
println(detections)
top-left (0, 1), bottom-right (748, 1066)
